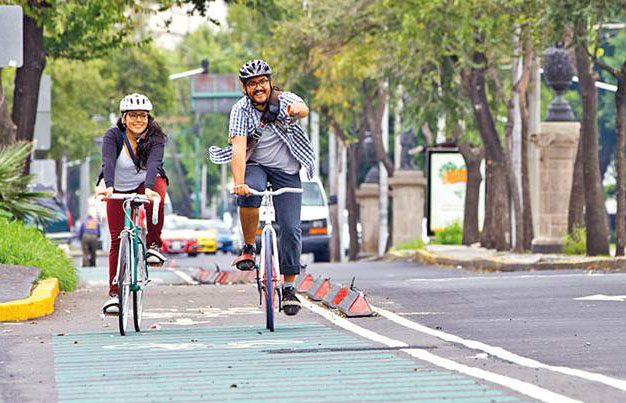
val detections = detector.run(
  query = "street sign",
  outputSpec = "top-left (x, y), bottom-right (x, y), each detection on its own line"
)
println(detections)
top-left (191, 74), bottom-right (241, 114)
top-left (0, 6), bottom-right (23, 68)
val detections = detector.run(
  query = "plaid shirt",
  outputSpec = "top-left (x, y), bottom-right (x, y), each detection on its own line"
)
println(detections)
top-left (208, 91), bottom-right (315, 180)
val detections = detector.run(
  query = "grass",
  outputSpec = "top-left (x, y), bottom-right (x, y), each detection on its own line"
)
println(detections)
top-left (392, 238), bottom-right (426, 251)
top-left (563, 226), bottom-right (586, 255)
top-left (434, 222), bottom-right (463, 245)
top-left (0, 218), bottom-right (77, 291)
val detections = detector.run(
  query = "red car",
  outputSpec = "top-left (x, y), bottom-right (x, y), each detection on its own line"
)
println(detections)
top-left (160, 215), bottom-right (200, 257)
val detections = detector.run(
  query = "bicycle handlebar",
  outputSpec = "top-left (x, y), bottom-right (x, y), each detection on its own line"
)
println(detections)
top-left (246, 187), bottom-right (303, 197)
top-left (100, 193), bottom-right (161, 225)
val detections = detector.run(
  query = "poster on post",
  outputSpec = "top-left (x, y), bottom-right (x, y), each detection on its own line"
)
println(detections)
top-left (426, 148), bottom-right (484, 235)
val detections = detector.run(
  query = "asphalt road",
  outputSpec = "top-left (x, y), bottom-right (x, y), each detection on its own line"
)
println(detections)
top-left (2, 252), bottom-right (626, 402)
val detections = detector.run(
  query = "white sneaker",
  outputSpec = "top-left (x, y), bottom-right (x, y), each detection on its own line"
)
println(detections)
top-left (102, 296), bottom-right (119, 315)
top-left (147, 243), bottom-right (167, 265)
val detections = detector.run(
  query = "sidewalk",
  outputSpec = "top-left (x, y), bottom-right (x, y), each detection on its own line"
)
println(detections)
top-left (387, 244), bottom-right (626, 271)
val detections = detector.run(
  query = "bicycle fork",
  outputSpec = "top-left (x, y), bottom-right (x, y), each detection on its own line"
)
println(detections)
top-left (257, 225), bottom-right (283, 311)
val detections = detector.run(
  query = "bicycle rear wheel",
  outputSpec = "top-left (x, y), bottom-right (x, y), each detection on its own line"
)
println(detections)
top-left (264, 231), bottom-right (275, 332)
top-left (117, 233), bottom-right (131, 336)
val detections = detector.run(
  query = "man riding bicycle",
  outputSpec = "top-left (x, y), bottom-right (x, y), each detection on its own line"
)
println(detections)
top-left (209, 59), bottom-right (315, 316)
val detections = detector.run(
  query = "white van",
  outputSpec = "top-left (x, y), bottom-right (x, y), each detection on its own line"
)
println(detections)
top-left (256, 175), bottom-right (331, 262)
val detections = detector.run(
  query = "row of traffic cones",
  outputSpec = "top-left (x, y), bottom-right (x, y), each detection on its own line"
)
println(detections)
top-left (295, 274), bottom-right (374, 317)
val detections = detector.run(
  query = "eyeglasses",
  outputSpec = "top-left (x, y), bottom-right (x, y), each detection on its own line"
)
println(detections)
top-left (245, 77), bottom-right (270, 90)
top-left (126, 112), bottom-right (149, 120)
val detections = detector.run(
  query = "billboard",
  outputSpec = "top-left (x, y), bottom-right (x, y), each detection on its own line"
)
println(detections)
top-left (427, 149), bottom-right (484, 234)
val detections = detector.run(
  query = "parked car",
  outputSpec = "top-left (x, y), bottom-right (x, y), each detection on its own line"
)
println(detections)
top-left (187, 219), bottom-right (218, 254)
top-left (205, 219), bottom-right (239, 254)
top-left (255, 176), bottom-right (331, 262)
top-left (160, 215), bottom-right (200, 257)
top-left (28, 184), bottom-right (74, 244)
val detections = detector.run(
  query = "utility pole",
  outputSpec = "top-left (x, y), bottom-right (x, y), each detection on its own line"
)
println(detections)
top-left (310, 111), bottom-right (320, 177)
top-left (61, 153), bottom-right (68, 206)
top-left (378, 91), bottom-right (389, 257)
top-left (328, 127), bottom-right (339, 261)
top-left (194, 123), bottom-right (201, 218)
top-left (221, 163), bottom-right (228, 217)
top-left (79, 157), bottom-right (90, 223)
top-left (337, 140), bottom-right (347, 262)
top-left (394, 88), bottom-right (404, 170)
top-left (201, 163), bottom-right (208, 218)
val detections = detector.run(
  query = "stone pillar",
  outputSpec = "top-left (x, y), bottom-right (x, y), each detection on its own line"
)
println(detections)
top-left (530, 121), bottom-right (580, 252)
top-left (356, 183), bottom-right (380, 255)
top-left (389, 170), bottom-right (427, 246)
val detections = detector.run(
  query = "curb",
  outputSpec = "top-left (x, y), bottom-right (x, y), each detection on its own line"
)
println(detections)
top-left (388, 249), bottom-right (626, 272)
top-left (0, 278), bottom-right (60, 322)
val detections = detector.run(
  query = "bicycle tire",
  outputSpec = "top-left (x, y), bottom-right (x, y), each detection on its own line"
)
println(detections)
top-left (133, 247), bottom-right (145, 332)
top-left (117, 233), bottom-right (131, 336)
top-left (264, 230), bottom-right (274, 332)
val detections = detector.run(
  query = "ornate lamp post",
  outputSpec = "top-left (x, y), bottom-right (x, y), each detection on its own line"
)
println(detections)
top-left (543, 43), bottom-right (576, 121)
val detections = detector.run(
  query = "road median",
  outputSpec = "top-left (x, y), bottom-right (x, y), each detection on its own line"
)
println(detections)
top-left (387, 244), bottom-right (626, 272)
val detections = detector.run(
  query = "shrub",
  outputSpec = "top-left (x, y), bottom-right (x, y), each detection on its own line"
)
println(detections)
top-left (0, 218), bottom-right (77, 291)
top-left (435, 222), bottom-right (462, 245)
top-left (563, 226), bottom-right (586, 255)
top-left (0, 142), bottom-right (54, 221)
top-left (392, 238), bottom-right (425, 251)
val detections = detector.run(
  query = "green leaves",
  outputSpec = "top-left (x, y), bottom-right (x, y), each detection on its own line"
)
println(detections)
top-left (0, 142), bottom-right (55, 222)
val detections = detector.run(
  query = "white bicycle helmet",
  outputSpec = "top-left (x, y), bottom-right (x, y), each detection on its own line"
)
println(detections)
top-left (238, 59), bottom-right (272, 82)
top-left (119, 93), bottom-right (153, 113)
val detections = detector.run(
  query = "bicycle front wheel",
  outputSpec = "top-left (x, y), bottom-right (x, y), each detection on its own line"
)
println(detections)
top-left (264, 230), bottom-right (275, 332)
top-left (133, 251), bottom-right (146, 332)
top-left (117, 233), bottom-right (131, 336)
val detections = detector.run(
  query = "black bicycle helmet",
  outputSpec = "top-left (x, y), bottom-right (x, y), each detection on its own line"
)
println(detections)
top-left (239, 59), bottom-right (272, 83)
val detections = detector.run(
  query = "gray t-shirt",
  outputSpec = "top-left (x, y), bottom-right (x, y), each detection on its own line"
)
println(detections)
top-left (249, 109), bottom-right (301, 174)
top-left (114, 147), bottom-right (146, 191)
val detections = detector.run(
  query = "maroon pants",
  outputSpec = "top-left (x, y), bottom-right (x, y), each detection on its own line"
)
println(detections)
top-left (107, 177), bottom-right (166, 296)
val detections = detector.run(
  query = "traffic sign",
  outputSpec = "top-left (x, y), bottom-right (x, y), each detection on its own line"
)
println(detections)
top-left (0, 6), bottom-right (23, 68)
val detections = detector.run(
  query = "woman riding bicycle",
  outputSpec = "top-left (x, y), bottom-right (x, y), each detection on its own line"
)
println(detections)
top-left (96, 93), bottom-right (169, 314)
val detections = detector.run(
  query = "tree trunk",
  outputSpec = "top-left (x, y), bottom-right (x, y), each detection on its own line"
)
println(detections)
top-left (11, 13), bottom-right (46, 158)
top-left (574, 25), bottom-right (610, 255)
top-left (615, 72), bottom-right (626, 256)
top-left (568, 133), bottom-right (586, 233)
top-left (347, 143), bottom-right (360, 260)
top-left (364, 82), bottom-right (394, 177)
top-left (517, 44), bottom-right (534, 250)
top-left (458, 142), bottom-right (483, 245)
top-left (0, 69), bottom-right (17, 148)
top-left (461, 52), bottom-right (509, 250)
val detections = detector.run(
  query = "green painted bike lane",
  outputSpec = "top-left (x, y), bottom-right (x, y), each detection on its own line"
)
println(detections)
top-left (53, 322), bottom-right (530, 403)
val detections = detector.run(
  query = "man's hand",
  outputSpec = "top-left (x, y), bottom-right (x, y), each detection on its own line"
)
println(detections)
top-left (233, 184), bottom-right (252, 197)
top-left (286, 102), bottom-right (309, 119)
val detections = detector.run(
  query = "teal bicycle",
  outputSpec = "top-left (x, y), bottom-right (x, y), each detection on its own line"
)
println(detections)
top-left (107, 193), bottom-right (160, 336)
top-left (247, 186), bottom-right (302, 332)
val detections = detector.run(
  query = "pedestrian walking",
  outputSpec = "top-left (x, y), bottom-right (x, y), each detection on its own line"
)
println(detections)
top-left (78, 212), bottom-right (100, 267)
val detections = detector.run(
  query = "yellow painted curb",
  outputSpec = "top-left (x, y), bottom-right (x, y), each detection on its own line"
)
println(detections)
top-left (0, 278), bottom-right (59, 322)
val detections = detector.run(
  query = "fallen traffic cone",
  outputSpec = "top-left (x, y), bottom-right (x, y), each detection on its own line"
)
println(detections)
top-left (321, 283), bottom-right (349, 309)
top-left (337, 289), bottom-right (374, 317)
top-left (295, 273), bottom-right (315, 293)
top-left (306, 277), bottom-right (332, 301)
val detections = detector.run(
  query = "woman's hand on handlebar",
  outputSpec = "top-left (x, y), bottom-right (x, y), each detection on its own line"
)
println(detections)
top-left (233, 184), bottom-right (251, 197)
top-left (144, 187), bottom-right (161, 203)
top-left (96, 187), bottom-right (113, 198)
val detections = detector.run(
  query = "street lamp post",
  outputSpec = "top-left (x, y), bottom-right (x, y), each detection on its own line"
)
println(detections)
top-left (170, 59), bottom-right (209, 219)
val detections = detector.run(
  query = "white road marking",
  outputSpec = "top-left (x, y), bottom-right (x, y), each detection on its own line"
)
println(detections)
top-left (407, 273), bottom-right (608, 283)
top-left (372, 305), bottom-right (626, 392)
top-left (574, 294), bottom-right (626, 301)
top-left (227, 340), bottom-right (304, 349)
top-left (301, 299), bottom-right (583, 403)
